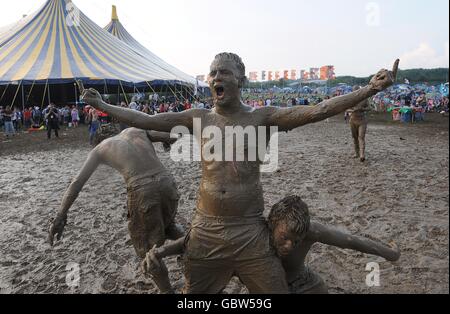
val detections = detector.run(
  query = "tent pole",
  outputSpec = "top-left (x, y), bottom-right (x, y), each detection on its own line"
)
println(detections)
top-left (26, 80), bottom-right (36, 103)
top-left (176, 83), bottom-right (185, 102)
top-left (180, 84), bottom-right (186, 102)
top-left (21, 81), bottom-right (25, 111)
top-left (10, 81), bottom-right (22, 109)
top-left (119, 80), bottom-right (128, 104)
top-left (117, 83), bottom-right (120, 104)
top-left (104, 79), bottom-right (108, 95)
top-left (41, 81), bottom-right (48, 109)
top-left (165, 82), bottom-right (177, 101)
top-left (185, 84), bottom-right (196, 101)
top-left (74, 80), bottom-right (78, 106)
top-left (47, 81), bottom-right (51, 105)
top-left (145, 81), bottom-right (157, 95)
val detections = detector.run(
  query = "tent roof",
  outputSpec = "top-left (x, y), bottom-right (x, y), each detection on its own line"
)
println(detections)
top-left (104, 5), bottom-right (207, 87)
top-left (0, 0), bottom-right (195, 85)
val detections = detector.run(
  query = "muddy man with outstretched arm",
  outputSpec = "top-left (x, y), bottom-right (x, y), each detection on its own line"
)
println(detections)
top-left (81, 53), bottom-right (399, 294)
top-left (48, 128), bottom-right (184, 264)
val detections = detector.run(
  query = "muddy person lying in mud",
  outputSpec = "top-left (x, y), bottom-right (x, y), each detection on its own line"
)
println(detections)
top-left (81, 53), bottom-right (399, 294)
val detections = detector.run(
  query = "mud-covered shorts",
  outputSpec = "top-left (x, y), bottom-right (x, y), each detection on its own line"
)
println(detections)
top-left (183, 213), bottom-right (289, 294)
top-left (288, 267), bottom-right (328, 294)
top-left (127, 171), bottom-right (179, 258)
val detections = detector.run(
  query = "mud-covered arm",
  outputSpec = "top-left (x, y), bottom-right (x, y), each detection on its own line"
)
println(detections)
top-left (48, 149), bottom-right (101, 246)
top-left (265, 60), bottom-right (399, 132)
top-left (147, 131), bottom-right (179, 144)
top-left (154, 237), bottom-right (185, 259)
top-left (81, 88), bottom-right (205, 133)
top-left (307, 222), bottom-right (401, 262)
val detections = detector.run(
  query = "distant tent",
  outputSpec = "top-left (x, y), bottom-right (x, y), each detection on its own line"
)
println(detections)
top-left (0, 0), bottom-right (200, 85)
top-left (104, 5), bottom-right (207, 88)
top-left (1, 0), bottom-right (211, 109)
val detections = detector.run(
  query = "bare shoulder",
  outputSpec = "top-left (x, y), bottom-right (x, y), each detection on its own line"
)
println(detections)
top-left (94, 134), bottom-right (125, 155)
top-left (119, 127), bottom-right (145, 137)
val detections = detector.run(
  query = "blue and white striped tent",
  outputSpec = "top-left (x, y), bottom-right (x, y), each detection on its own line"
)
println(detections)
top-left (104, 5), bottom-right (207, 88)
top-left (0, 0), bottom-right (196, 86)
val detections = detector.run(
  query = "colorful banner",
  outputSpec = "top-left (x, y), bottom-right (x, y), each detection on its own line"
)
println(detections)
top-left (320, 66), bottom-right (336, 80)
top-left (290, 69), bottom-right (297, 80)
top-left (249, 71), bottom-right (258, 82)
top-left (300, 70), bottom-right (310, 80)
top-left (202, 65), bottom-right (336, 82)
top-left (310, 68), bottom-right (320, 80)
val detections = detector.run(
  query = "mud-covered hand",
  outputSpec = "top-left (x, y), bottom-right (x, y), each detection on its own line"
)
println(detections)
top-left (387, 241), bottom-right (401, 262)
top-left (141, 245), bottom-right (174, 294)
top-left (81, 88), bottom-right (103, 108)
top-left (48, 213), bottom-right (67, 246)
top-left (369, 59), bottom-right (400, 92)
top-left (142, 245), bottom-right (164, 275)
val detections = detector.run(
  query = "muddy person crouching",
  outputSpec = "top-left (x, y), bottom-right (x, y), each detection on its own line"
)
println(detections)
top-left (48, 127), bottom-right (184, 293)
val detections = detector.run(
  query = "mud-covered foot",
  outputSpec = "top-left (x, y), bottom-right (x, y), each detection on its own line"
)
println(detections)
top-left (360, 157), bottom-right (366, 162)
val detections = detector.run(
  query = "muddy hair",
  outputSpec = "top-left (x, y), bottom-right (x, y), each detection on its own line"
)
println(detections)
top-left (268, 195), bottom-right (311, 237)
top-left (214, 52), bottom-right (246, 79)
top-left (92, 123), bottom-right (121, 146)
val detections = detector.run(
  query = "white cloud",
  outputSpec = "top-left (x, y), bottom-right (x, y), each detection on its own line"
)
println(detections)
top-left (400, 42), bottom-right (449, 69)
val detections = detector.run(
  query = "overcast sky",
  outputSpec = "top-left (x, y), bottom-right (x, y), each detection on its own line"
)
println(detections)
top-left (1, 0), bottom-right (449, 78)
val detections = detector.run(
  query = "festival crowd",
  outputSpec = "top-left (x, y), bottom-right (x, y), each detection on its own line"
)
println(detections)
top-left (1, 83), bottom-right (448, 140)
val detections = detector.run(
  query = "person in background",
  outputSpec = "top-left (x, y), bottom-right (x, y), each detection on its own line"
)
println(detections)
top-left (71, 106), bottom-right (80, 128)
top-left (346, 86), bottom-right (371, 162)
top-left (2, 107), bottom-right (15, 138)
top-left (24, 107), bottom-right (32, 129)
top-left (88, 107), bottom-right (100, 145)
top-left (45, 103), bottom-right (60, 139)
top-left (32, 107), bottom-right (42, 127)
top-left (12, 108), bottom-right (20, 132)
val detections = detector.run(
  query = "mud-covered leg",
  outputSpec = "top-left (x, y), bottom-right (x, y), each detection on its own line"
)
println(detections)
top-left (359, 123), bottom-right (367, 162)
top-left (350, 122), bottom-right (360, 158)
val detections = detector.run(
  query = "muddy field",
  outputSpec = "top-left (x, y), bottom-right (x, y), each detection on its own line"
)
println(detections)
top-left (0, 113), bottom-right (448, 294)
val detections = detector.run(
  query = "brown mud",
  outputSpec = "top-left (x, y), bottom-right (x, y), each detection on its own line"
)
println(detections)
top-left (0, 113), bottom-right (448, 294)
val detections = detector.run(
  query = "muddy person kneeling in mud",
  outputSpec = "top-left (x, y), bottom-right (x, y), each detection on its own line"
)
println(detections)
top-left (142, 195), bottom-right (400, 294)
top-left (48, 127), bottom-right (184, 292)
top-left (81, 53), bottom-right (399, 294)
